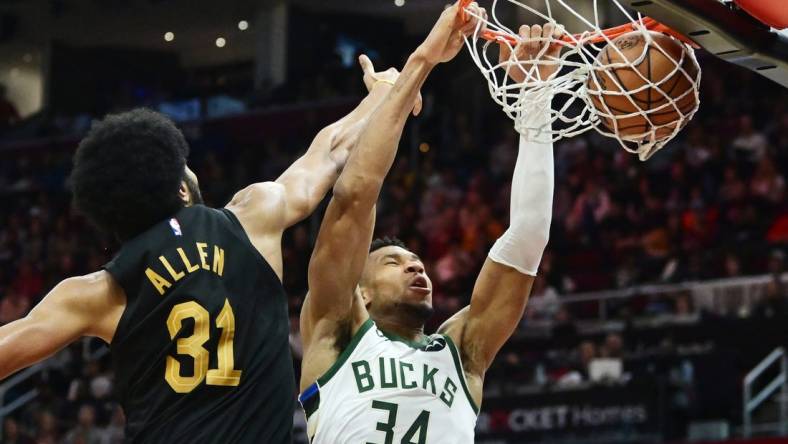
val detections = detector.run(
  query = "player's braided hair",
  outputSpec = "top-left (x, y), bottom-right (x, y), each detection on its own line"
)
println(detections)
top-left (70, 108), bottom-right (190, 241)
top-left (369, 236), bottom-right (407, 253)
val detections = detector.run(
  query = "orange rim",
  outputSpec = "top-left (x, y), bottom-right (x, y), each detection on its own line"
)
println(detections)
top-left (457, 1), bottom-right (699, 49)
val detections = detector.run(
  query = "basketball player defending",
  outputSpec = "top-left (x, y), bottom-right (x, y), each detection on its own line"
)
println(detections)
top-left (299, 6), bottom-right (562, 442)
top-left (0, 60), bottom-right (420, 440)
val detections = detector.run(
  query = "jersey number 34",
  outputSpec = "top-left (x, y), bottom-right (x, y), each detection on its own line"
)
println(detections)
top-left (369, 400), bottom-right (430, 444)
top-left (165, 298), bottom-right (243, 393)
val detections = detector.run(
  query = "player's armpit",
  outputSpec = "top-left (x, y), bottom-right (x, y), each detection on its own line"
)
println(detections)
top-left (299, 201), bottom-right (373, 391)
top-left (437, 306), bottom-right (486, 409)
top-left (0, 271), bottom-right (124, 380)
top-left (457, 258), bottom-right (535, 375)
top-left (436, 305), bottom-right (469, 339)
top-left (301, 288), bottom-right (368, 350)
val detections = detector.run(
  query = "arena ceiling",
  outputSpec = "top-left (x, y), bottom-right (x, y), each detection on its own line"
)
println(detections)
top-left (0, 0), bottom-right (457, 67)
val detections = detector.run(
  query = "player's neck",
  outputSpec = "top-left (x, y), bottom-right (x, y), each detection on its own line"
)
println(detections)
top-left (374, 316), bottom-right (426, 343)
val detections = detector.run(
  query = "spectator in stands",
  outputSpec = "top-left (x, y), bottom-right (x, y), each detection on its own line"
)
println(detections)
top-left (524, 274), bottom-right (560, 320)
top-left (2, 417), bottom-right (33, 444)
top-left (732, 115), bottom-right (768, 162)
top-left (551, 306), bottom-right (579, 350)
top-left (488, 128), bottom-right (517, 180)
top-left (723, 252), bottom-right (743, 278)
top-left (577, 340), bottom-right (597, 380)
top-left (63, 404), bottom-right (102, 444)
top-left (556, 340), bottom-right (598, 386)
top-left (768, 249), bottom-right (785, 276)
top-left (89, 374), bottom-right (115, 427)
top-left (750, 156), bottom-right (785, 205)
top-left (0, 82), bottom-right (20, 129)
top-left (11, 260), bottom-right (43, 303)
top-left (33, 410), bottom-right (59, 443)
top-left (672, 293), bottom-right (698, 323)
top-left (719, 166), bottom-right (746, 203)
top-left (103, 406), bottom-right (125, 444)
top-left (600, 333), bottom-right (625, 359)
top-left (753, 275), bottom-right (787, 318)
top-left (644, 293), bottom-right (673, 317)
top-left (0, 289), bottom-right (31, 325)
top-left (565, 179), bottom-right (611, 238)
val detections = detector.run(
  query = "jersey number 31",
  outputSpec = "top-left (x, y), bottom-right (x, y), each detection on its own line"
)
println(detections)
top-left (165, 299), bottom-right (243, 393)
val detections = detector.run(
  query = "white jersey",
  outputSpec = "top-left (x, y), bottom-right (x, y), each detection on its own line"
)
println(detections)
top-left (299, 319), bottom-right (479, 444)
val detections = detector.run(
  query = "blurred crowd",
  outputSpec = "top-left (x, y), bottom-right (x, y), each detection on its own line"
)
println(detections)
top-left (1, 53), bottom-right (788, 441)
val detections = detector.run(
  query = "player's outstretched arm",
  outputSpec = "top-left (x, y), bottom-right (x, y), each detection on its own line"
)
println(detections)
top-left (302, 57), bottom-right (435, 336)
top-left (272, 73), bottom-right (421, 228)
top-left (225, 55), bottom-right (425, 276)
top-left (0, 271), bottom-right (124, 380)
top-left (300, 1), bottom-right (486, 364)
top-left (225, 71), bottom-right (398, 279)
top-left (439, 23), bottom-right (561, 402)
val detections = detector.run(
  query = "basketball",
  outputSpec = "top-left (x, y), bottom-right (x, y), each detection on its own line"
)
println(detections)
top-left (586, 31), bottom-right (700, 141)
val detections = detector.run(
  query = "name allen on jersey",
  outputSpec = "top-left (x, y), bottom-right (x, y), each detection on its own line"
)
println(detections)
top-left (144, 242), bottom-right (226, 295)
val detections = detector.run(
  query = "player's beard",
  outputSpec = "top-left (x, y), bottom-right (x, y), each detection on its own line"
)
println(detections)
top-left (392, 300), bottom-right (434, 327)
top-left (184, 175), bottom-right (204, 205)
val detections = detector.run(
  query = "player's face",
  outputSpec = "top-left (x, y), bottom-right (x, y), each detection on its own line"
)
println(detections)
top-left (362, 246), bottom-right (433, 314)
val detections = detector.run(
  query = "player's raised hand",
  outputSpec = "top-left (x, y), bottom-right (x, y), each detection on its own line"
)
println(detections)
top-left (499, 23), bottom-right (565, 83)
top-left (415, 1), bottom-right (487, 65)
top-left (359, 54), bottom-right (423, 116)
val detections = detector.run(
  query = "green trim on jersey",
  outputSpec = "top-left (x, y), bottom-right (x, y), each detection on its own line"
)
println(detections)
top-left (378, 330), bottom-right (432, 349)
top-left (317, 318), bottom-right (374, 387)
top-left (442, 334), bottom-right (480, 415)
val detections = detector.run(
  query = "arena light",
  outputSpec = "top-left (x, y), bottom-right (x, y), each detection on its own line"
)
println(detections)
top-left (395, 0), bottom-right (405, 6)
top-left (238, 20), bottom-right (249, 31)
top-left (216, 37), bottom-right (227, 48)
top-left (164, 32), bottom-right (175, 42)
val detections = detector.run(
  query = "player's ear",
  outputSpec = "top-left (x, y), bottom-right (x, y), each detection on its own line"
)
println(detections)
top-left (178, 181), bottom-right (190, 205)
top-left (358, 285), bottom-right (373, 307)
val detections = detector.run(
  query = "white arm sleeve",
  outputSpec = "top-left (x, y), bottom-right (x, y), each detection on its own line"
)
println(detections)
top-left (488, 103), bottom-right (554, 276)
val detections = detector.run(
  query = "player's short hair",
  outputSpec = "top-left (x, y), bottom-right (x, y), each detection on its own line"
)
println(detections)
top-left (70, 108), bottom-right (190, 241)
top-left (370, 236), bottom-right (408, 253)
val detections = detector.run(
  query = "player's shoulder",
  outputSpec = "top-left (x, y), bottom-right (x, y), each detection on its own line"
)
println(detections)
top-left (227, 182), bottom-right (286, 210)
top-left (58, 270), bottom-right (116, 296)
top-left (39, 271), bottom-right (125, 342)
top-left (225, 182), bottom-right (287, 231)
top-left (58, 271), bottom-right (124, 310)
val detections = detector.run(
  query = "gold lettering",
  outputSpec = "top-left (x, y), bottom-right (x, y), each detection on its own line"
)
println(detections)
top-left (159, 256), bottom-right (185, 281)
top-left (196, 242), bottom-right (210, 270)
top-left (178, 247), bottom-right (200, 273)
top-left (145, 268), bottom-right (172, 295)
top-left (212, 246), bottom-right (225, 276)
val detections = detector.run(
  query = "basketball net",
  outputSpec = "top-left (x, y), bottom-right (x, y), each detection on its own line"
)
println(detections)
top-left (461, 0), bottom-right (702, 161)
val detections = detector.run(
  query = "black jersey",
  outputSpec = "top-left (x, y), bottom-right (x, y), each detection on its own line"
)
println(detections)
top-left (104, 205), bottom-right (294, 443)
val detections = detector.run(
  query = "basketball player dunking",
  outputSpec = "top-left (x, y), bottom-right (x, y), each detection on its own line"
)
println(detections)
top-left (298, 5), bottom-right (564, 442)
top-left (0, 60), bottom-right (419, 441)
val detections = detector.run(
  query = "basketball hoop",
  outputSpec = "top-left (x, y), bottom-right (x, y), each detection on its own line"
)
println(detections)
top-left (460, 0), bottom-right (702, 161)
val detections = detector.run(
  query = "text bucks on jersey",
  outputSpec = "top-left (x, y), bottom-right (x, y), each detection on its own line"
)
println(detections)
top-left (299, 319), bottom-right (479, 444)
